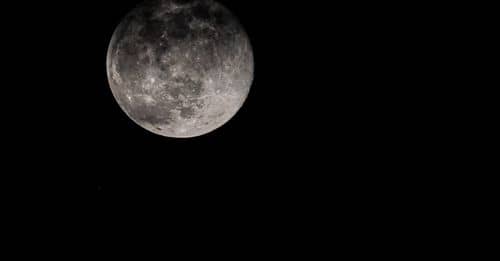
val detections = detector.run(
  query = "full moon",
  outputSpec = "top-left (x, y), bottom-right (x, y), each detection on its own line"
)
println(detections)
top-left (107, 0), bottom-right (254, 138)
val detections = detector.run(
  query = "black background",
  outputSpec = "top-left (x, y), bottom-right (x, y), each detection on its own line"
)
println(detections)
top-left (4, 1), bottom-right (442, 213)
top-left (0, 0), bottom-right (491, 254)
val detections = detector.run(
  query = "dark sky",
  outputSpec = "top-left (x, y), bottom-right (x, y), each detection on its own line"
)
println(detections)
top-left (3, 0), bottom-right (435, 210)
top-left (0, 1), bottom-right (479, 252)
top-left (82, 0), bottom-right (341, 196)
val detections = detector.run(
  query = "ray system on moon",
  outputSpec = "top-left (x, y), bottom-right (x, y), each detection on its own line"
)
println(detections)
top-left (107, 0), bottom-right (254, 138)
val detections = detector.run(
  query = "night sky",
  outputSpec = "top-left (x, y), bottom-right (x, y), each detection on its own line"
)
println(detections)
top-left (3, 0), bottom-right (434, 214)
top-left (0, 1), bottom-right (474, 253)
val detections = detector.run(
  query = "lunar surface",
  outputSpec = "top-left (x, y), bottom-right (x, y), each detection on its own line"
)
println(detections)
top-left (107, 0), bottom-right (254, 138)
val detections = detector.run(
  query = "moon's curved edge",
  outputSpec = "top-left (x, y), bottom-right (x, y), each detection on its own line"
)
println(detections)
top-left (105, 0), bottom-right (254, 138)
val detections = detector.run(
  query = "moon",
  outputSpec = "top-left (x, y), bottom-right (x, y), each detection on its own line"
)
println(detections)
top-left (107, 0), bottom-right (254, 138)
